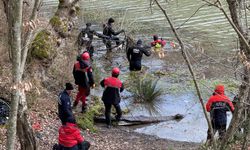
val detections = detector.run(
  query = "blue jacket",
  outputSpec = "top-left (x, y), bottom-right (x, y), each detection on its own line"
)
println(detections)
top-left (58, 90), bottom-right (73, 122)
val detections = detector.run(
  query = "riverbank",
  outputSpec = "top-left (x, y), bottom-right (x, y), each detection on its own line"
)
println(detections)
top-left (0, 96), bottom-right (201, 150)
top-left (84, 124), bottom-right (200, 150)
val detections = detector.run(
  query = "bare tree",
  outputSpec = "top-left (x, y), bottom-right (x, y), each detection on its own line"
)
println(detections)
top-left (6, 0), bottom-right (24, 149)
top-left (5, 0), bottom-right (41, 149)
top-left (152, 0), bottom-right (250, 148)
top-left (201, 0), bottom-right (250, 149)
top-left (5, 0), bottom-right (82, 149)
top-left (151, 0), bottom-right (216, 147)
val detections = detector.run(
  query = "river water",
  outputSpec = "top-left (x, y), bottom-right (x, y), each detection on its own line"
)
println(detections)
top-left (41, 0), bottom-right (242, 143)
top-left (41, 0), bottom-right (249, 52)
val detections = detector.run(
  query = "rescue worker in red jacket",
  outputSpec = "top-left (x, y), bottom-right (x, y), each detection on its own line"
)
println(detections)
top-left (73, 52), bottom-right (95, 113)
top-left (100, 67), bottom-right (124, 128)
top-left (206, 84), bottom-right (234, 140)
top-left (151, 35), bottom-right (166, 58)
top-left (58, 117), bottom-right (90, 150)
top-left (150, 35), bottom-right (166, 47)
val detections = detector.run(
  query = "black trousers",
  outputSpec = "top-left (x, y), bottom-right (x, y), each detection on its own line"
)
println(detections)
top-left (59, 116), bottom-right (67, 125)
top-left (103, 36), bottom-right (121, 52)
top-left (207, 122), bottom-right (226, 140)
top-left (86, 45), bottom-right (94, 59)
top-left (104, 103), bottom-right (122, 125)
top-left (54, 141), bottom-right (90, 150)
top-left (129, 61), bottom-right (142, 71)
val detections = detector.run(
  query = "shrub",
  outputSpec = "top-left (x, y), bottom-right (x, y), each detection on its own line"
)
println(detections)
top-left (31, 30), bottom-right (54, 59)
top-left (130, 74), bottom-right (163, 115)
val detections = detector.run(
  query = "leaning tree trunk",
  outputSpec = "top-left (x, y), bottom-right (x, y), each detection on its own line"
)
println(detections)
top-left (241, 107), bottom-right (250, 150)
top-left (219, 0), bottom-right (250, 149)
top-left (153, 0), bottom-right (216, 147)
top-left (6, 0), bottom-right (23, 149)
top-left (51, 0), bottom-right (80, 38)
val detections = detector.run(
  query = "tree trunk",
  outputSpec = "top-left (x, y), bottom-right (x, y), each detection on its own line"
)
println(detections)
top-left (219, 0), bottom-right (250, 149)
top-left (241, 108), bottom-right (250, 149)
top-left (153, 0), bottom-right (216, 147)
top-left (94, 114), bottom-right (184, 126)
top-left (17, 93), bottom-right (37, 150)
top-left (16, 0), bottom-right (41, 149)
top-left (20, 0), bottom-right (41, 75)
top-left (52, 0), bottom-right (79, 38)
top-left (6, 0), bottom-right (23, 149)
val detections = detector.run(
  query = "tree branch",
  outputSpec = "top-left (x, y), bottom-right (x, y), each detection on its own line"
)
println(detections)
top-left (153, 0), bottom-right (216, 147)
top-left (176, 4), bottom-right (208, 30)
top-left (202, 0), bottom-right (250, 53)
top-left (20, 0), bottom-right (41, 76)
top-left (71, 0), bottom-right (80, 7)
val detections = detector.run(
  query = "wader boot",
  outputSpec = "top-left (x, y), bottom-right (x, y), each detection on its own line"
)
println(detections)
top-left (81, 105), bottom-right (87, 113)
top-left (72, 101), bottom-right (78, 109)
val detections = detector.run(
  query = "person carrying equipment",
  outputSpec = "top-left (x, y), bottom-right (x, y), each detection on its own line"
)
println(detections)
top-left (58, 83), bottom-right (74, 125)
top-left (77, 23), bottom-right (95, 58)
top-left (127, 39), bottom-right (151, 71)
top-left (73, 52), bottom-right (95, 113)
top-left (103, 18), bottom-right (124, 52)
top-left (151, 35), bottom-right (166, 58)
top-left (100, 67), bottom-right (124, 128)
top-left (206, 84), bottom-right (234, 141)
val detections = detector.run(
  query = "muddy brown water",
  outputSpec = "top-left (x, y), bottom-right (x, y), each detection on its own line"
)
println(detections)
top-left (41, 0), bottom-right (242, 143)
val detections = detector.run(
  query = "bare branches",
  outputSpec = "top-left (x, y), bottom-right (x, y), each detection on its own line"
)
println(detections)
top-left (71, 0), bottom-right (80, 7)
top-left (149, 0), bottom-right (154, 14)
top-left (203, 0), bottom-right (250, 53)
top-left (20, 0), bottom-right (42, 76)
top-left (177, 4), bottom-right (207, 30)
top-left (152, 0), bottom-right (216, 147)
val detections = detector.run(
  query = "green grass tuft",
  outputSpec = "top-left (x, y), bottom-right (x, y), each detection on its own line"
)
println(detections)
top-left (129, 74), bottom-right (163, 115)
top-left (76, 96), bottom-right (103, 132)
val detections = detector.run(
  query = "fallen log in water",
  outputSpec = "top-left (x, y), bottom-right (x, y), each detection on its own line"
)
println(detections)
top-left (94, 114), bottom-right (184, 126)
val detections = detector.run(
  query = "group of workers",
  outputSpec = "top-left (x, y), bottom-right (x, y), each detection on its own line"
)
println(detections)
top-left (54, 17), bottom-right (235, 149)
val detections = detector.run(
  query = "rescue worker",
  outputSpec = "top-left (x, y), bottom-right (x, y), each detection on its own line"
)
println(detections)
top-left (206, 84), bottom-right (235, 141)
top-left (77, 23), bottom-right (95, 57)
top-left (58, 83), bottom-right (74, 125)
top-left (73, 52), bottom-right (95, 113)
top-left (127, 39), bottom-right (151, 71)
top-left (100, 67), bottom-right (124, 128)
top-left (103, 18), bottom-right (124, 52)
top-left (151, 35), bottom-right (166, 58)
top-left (58, 117), bottom-right (90, 150)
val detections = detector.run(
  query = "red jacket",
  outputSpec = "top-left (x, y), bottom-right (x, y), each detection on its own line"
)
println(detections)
top-left (59, 123), bottom-right (84, 147)
top-left (100, 76), bottom-right (124, 104)
top-left (73, 60), bottom-right (94, 88)
top-left (206, 85), bottom-right (234, 112)
top-left (206, 94), bottom-right (235, 112)
top-left (151, 39), bottom-right (166, 47)
top-left (206, 85), bottom-right (235, 125)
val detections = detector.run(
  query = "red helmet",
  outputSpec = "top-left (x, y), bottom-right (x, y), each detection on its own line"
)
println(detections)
top-left (81, 52), bottom-right (90, 60)
top-left (112, 67), bottom-right (120, 75)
